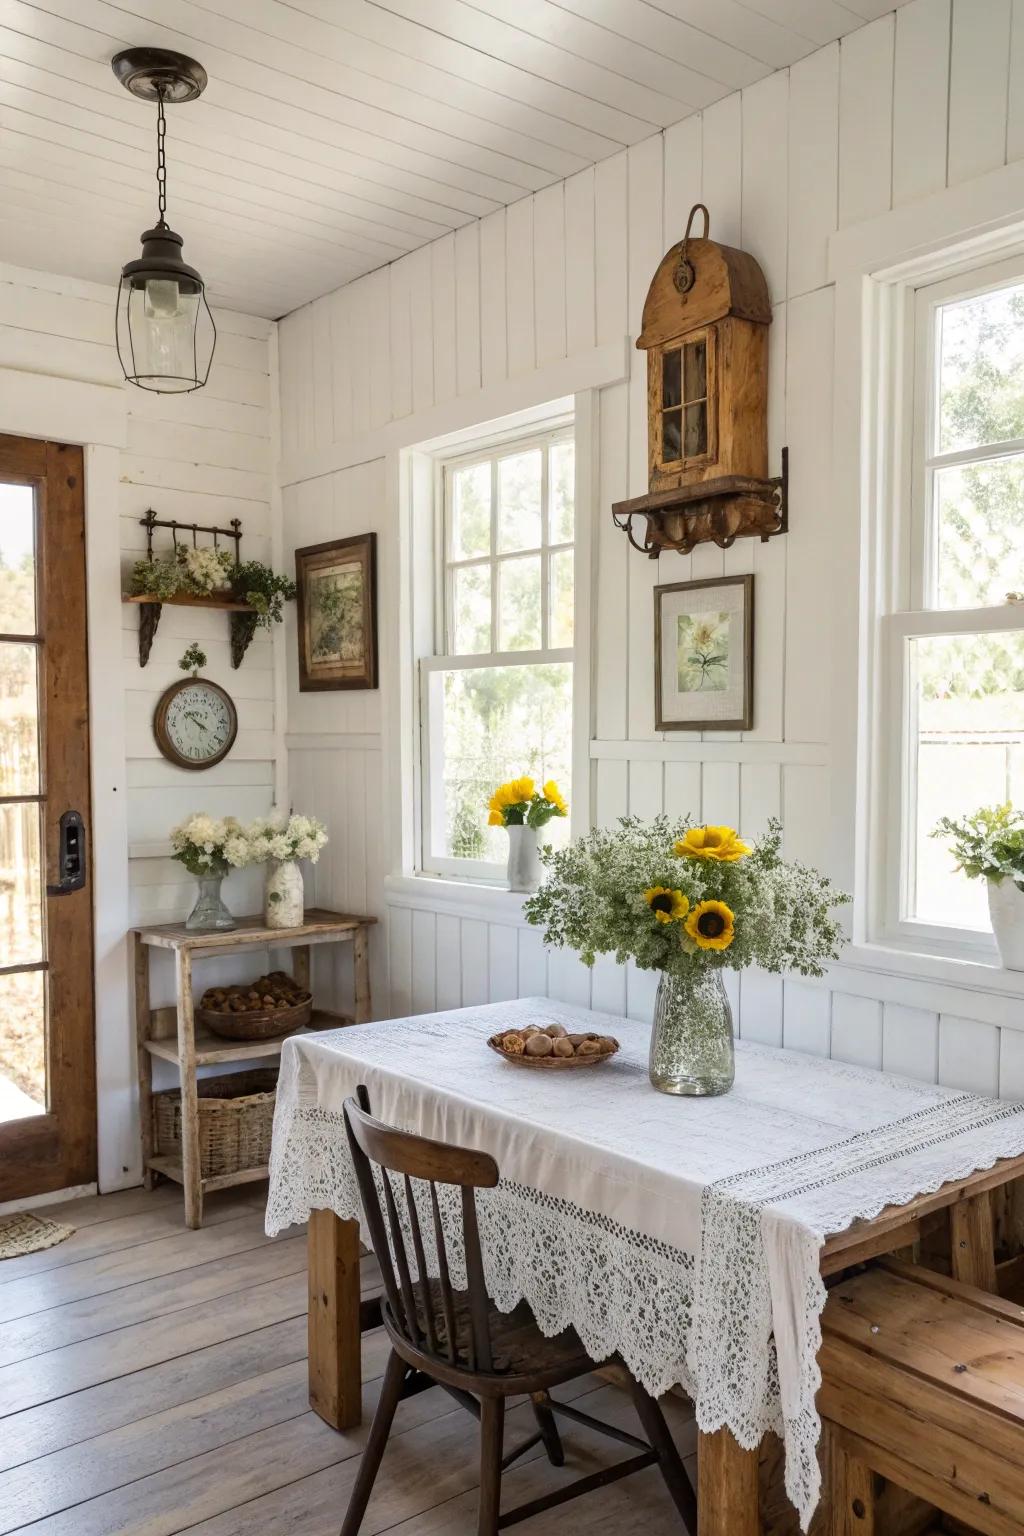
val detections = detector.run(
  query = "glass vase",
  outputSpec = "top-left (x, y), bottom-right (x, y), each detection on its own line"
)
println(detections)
top-left (264, 858), bottom-right (305, 929)
top-left (649, 968), bottom-right (735, 1096)
top-left (185, 874), bottom-right (236, 933)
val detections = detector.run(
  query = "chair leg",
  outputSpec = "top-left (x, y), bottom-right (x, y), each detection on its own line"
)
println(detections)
top-left (478, 1396), bottom-right (506, 1536)
top-left (340, 1349), bottom-right (407, 1536)
top-left (529, 1390), bottom-right (565, 1468)
top-left (626, 1377), bottom-right (698, 1535)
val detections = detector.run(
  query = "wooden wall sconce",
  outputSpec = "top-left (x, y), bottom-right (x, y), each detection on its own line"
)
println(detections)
top-left (612, 204), bottom-right (788, 558)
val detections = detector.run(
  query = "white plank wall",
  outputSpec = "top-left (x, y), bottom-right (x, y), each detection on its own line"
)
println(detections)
top-left (0, 262), bottom-right (277, 935)
top-left (276, 0), bottom-right (1024, 1099)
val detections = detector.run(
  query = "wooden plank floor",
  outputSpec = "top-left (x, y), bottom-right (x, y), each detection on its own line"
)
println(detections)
top-left (0, 1186), bottom-right (697, 1534)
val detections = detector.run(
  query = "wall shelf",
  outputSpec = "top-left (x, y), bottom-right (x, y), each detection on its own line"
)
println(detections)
top-left (612, 446), bottom-right (788, 558)
top-left (123, 592), bottom-right (259, 668)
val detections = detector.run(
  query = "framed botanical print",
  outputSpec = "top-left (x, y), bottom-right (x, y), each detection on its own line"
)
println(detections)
top-left (295, 533), bottom-right (378, 691)
top-left (654, 574), bottom-right (753, 731)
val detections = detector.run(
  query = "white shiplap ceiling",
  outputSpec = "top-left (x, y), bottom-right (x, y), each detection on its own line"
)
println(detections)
top-left (0, 0), bottom-right (910, 319)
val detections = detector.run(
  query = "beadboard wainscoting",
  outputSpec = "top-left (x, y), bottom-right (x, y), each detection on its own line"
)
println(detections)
top-left (269, 0), bottom-right (1024, 1097)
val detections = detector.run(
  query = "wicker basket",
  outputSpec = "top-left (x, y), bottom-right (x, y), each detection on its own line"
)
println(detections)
top-left (153, 1068), bottom-right (278, 1180)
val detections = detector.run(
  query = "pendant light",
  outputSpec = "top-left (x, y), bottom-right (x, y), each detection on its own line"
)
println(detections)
top-left (111, 47), bottom-right (216, 394)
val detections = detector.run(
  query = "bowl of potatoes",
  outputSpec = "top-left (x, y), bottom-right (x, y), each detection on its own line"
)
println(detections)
top-left (198, 971), bottom-right (313, 1041)
top-left (488, 1021), bottom-right (619, 1067)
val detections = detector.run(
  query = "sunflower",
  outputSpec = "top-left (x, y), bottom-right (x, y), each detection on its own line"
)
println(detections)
top-left (684, 899), bottom-right (736, 950)
top-left (487, 810), bottom-right (504, 827)
top-left (543, 779), bottom-right (568, 815)
top-left (644, 886), bottom-right (690, 925)
top-left (673, 825), bottom-right (751, 862)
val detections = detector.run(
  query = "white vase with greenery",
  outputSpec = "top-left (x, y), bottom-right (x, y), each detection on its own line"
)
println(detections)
top-left (524, 818), bottom-right (849, 1096)
top-left (934, 805), bottom-right (1024, 969)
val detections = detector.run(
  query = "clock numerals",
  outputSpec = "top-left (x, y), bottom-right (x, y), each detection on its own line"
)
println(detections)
top-left (157, 680), bottom-right (237, 768)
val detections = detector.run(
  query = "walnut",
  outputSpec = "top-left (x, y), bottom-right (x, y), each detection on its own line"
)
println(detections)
top-left (597, 1036), bottom-right (618, 1054)
top-left (567, 1033), bottom-right (586, 1047)
top-left (543, 1023), bottom-right (567, 1038)
top-left (576, 1039), bottom-right (601, 1056)
top-left (552, 1037), bottom-right (574, 1058)
top-left (501, 1032), bottom-right (526, 1055)
top-left (525, 1033), bottom-right (554, 1057)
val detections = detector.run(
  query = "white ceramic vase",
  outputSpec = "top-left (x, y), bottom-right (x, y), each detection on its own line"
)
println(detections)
top-left (506, 824), bottom-right (542, 893)
top-left (264, 858), bottom-right (305, 929)
top-left (988, 878), bottom-right (1024, 970)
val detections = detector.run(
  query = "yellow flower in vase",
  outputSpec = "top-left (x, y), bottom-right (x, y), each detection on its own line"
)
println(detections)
top-left (684, 900), bottom-right (736, 950)
top-left (673, 826), bottom-right (751, 863)
top-left (644, 886), bottom-right (690, 925)
top-left (542, 779), bottom-right (568, 816)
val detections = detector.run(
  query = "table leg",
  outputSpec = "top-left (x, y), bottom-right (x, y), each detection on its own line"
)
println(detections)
top-left (697, 1428), bottom-right (759, 1536)
top-left (950, 1191), bottom-right (996, 1291)
top-left (353, 925), bottom-right (371, 1023)
top-left (292, 944), bottom-right (311, 993)
top-left (175, 950), bottom-right (203, 1231)
top-left (133, 933), bottom-right (155, 1190)
top-left (308, 1209), bottom-right (363, 1429)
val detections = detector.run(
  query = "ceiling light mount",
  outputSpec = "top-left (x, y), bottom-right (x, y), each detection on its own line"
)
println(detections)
top-left (111, 47), bottom-right (208, 104)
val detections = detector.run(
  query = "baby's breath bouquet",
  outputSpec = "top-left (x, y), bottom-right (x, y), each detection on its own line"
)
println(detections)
top-left (525, 816), bottom-right (848, 1095)
top-left (245, 811), bottom-right (329, 930)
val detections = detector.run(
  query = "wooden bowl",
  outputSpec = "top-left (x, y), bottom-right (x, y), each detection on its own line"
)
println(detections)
top-left (199, 993), bottom-right (312, 1041)
top-left (487, 1032), bottom-right (620, 1068)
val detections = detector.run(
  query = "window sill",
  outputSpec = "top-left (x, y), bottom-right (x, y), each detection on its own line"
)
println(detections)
top-left (383, 873), bottom-right (532, 925)
top-left (834, 941), bottom-right (1024, 999)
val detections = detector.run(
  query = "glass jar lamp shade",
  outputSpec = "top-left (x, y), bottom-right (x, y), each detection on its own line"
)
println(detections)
top-left (116, 224), bottom-right (215, 394)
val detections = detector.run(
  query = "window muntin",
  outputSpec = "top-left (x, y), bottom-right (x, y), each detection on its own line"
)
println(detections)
top-left (659, 332), bottom-right (711, 467)
top-left (888, 266), bottom-right (1024, 949)
top-left (422, 427), bottom-right (575, 880)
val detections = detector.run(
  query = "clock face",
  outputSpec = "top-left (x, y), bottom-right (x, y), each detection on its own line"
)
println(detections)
top-left (155, 679), bottom-right (237, 769)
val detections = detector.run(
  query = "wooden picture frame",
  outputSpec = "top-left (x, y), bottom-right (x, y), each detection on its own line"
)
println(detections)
top-left (654, 574), bottom-right (753, 731)
top-left (295, 533), bottom-right (378, 692)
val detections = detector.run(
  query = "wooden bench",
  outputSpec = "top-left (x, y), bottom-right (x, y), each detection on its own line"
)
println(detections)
top-left (820, 1258), bottom-right (1024, 1535)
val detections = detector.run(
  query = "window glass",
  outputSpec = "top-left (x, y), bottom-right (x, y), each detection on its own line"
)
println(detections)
top-left (498, 451), bottom-right (542, 552)
top-left (938, 282), bottom-right (1024, 455)
top-left (436, 663), bottom-right (573, 864)
top-left (0, 485), bottom-right (36, 634)
top-left (909, 630), bottom-right (1024, 929)
top-left (935, 456), bottom-right (1024, 610)
top-left (451, 462), bottom-right (491, 561)
top-left (452, 564), bottom-right (491, 655)
top-left (498, 556), bottom-right (542, 652)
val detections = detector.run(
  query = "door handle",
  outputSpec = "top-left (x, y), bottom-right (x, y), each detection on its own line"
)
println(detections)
top-left (47, 809), bottom-right (87, 896)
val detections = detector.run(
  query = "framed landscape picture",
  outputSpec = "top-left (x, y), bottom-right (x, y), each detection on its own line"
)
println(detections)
top-left (654, 574), bottom-right (753, 731)
top-left (295, 533), bottom-right (378, 691)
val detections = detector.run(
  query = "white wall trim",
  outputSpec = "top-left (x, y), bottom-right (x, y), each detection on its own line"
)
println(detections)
top-left (384, 873), bottom-right (530, 926)
top-left (590, 739), bottom-right (829, 764)
top-left (278, 337), bottom-right (631, 487)
top-left (0, 368), bottom-right (125, 450)
top-left (285, 732), bottom-right (383, 752)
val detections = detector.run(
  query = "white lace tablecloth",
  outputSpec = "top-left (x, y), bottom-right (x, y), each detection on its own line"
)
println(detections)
top-left (266, 997), bottom-right (1024, 1528)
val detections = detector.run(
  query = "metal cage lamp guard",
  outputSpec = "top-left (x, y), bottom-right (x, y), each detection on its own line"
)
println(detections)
top-left (111, 48), bottom-right (216, 395)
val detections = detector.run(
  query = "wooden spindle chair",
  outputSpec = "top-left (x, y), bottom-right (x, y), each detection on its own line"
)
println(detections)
top-left (341, 1089), bottom-right (697, 1536)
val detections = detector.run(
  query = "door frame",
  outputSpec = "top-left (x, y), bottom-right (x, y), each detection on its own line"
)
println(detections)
top-left (0, 365), bottom-right (131, 1195)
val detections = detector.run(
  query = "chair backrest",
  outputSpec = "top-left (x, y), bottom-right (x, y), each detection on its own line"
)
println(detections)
top-left (343, 1089), bottom-right (501, 1373)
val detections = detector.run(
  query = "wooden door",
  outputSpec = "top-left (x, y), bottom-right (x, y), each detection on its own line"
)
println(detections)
top-left (0, 434), bottom-right (95, 1201)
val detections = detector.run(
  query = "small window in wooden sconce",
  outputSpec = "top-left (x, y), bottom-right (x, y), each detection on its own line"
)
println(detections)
top-left (613, 204), bottom-right (787, 558)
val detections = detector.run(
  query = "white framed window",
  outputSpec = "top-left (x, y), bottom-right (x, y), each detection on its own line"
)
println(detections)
top-left (420, 423), bottom-right (576, 882)
top-left (881, 257), bottom-right (1024, 955)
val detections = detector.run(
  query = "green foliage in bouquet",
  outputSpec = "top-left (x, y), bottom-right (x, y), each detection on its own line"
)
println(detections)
top-left (523, 816), bottom-right (849, 982)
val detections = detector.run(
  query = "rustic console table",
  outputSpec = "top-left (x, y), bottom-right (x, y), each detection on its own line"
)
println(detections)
top-left (132, 909), bottom-right (375, 1228)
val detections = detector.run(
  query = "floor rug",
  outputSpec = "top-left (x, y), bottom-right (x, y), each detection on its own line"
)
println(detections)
top-left (0, 1211), bottom-right (75, 1260)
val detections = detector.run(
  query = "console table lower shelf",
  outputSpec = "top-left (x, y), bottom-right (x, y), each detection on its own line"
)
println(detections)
top-left (132, 909), bottom-right (375, 1228)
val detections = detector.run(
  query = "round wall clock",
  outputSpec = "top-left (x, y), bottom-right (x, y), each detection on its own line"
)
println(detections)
top-left (153, 677), bottom-right (238, 769)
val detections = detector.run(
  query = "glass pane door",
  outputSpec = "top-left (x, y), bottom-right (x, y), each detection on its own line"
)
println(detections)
top-left (0, 480), bottom-right (45, 1124)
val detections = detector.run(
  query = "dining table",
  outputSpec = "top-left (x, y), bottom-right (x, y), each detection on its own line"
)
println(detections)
top-left (266, 996), bottom-right (1024, 1535)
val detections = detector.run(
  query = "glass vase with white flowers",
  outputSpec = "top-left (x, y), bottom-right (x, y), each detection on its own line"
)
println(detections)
top-left (524, 817), bottom-right (848, 1096)
top-left (169, 813), bottom-right (253, 932)
top-left (244, 813), bottom-right (329, 929)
